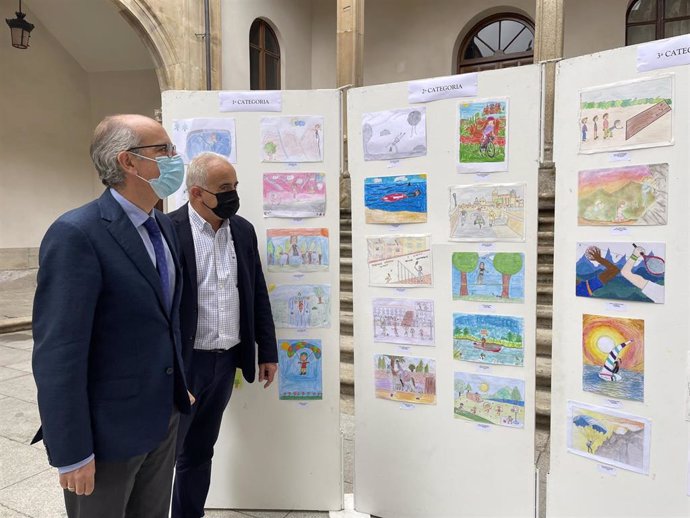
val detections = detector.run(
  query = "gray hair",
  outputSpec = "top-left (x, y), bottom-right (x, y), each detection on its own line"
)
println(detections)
top-left (186, 151), bottom-right (230, 190)
top-left (90, 116), bottom-right (141, 188)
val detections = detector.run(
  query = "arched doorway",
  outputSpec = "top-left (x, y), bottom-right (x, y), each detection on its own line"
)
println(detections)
top-left (457, 14), bottom-right (535, 74)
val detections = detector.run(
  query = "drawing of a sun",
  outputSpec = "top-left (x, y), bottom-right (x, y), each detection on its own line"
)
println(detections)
top-left (479, 382), bottom-right (489, 392)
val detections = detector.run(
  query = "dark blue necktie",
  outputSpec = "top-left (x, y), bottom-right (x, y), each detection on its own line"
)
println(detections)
top-left (143, 217), bottom-right (171, 311)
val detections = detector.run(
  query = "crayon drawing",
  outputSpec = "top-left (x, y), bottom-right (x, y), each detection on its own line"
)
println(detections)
top-left (582, 314), bottom-right (644, 402)
top-left (567, 401), bottom-right (651, 475)
top-left (266, 228), bottom-right (329, 273)
top-left (263, 173), bottom-right (326, 218)
top-left (578, 163), bottom-right (668, 226)
top-left (362, 107), bottom-right (427, 161)
top-left (260, 116), bottom-right (324, 162)
top-left (453, 313), bottom-right (524, 366)
top-left (278, 339), bottom-right (322, 400)
top-left (268, 284), bottom-right (330, 330)
top-left (575, 242), bottom-right (665, 303)
top-left (454, 372), bottom-right (525, 428)
top-left (172, 117), bottom-right (237, 164)
top-left (373, 298), bottom-right (434, 346)
top-left (449, 183), bottom-right (525, 241)
top-left (458, 99), bottom-right (508, 173)
top-left (367, 235), bottom-right (432, 287)
top-left (364, 174), bottom-right (427, 224)
top-left (579, 76), bottom-right (673, 153)
top-left (374, 354), bottom-right (436, 405)
top-left (452, 252), bottom-right (524, 303)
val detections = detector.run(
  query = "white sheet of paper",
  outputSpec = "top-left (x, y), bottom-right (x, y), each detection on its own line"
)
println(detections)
top-left (637, 34), bottom-right (690, 72)
top-left (260, 116), bottom-right (324, 163)
top-left (362, 107), bottom-right (427, 161)
top-left (172, 117), bottom-right (237, 164)
top-left (219, 90), bottom-right (282, 112)
top-left (408, 73), bottom-right (478, 103)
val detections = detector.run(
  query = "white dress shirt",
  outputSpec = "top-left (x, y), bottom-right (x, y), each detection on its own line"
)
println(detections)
top-left (188, 203), bottom-right (241, 350)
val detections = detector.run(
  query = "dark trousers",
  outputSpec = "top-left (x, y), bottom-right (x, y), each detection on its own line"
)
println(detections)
top-left (64, 410), bottom-right (180, 518)
top-left (172, 347), bottom-right (238, 518)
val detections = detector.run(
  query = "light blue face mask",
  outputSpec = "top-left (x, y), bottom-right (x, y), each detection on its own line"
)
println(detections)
top-left (130, 153), bottom-right (185, 199)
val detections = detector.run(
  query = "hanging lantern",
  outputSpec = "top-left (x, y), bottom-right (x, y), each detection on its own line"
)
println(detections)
top-left (6, 0), bottom-right (34, 49)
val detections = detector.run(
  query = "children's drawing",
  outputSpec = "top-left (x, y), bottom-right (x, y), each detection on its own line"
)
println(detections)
top-left (373, 298), bottom-right (434, 346)
top-left (367, 235), bottom-right (432, 287)
top-left (364, 174), bottom-right (427, 224)
top-left (458, 99), bottom-right (509, 173)
top-left (575, 242), bottom-right (665, 303)
top-left (449, 183), bottom-right (525, 241)
top-left (268, 284), bottom-right (330, 330)
top-left (362, 107), bottom-right (427, 161)
top-left (578, 163), bottom-right (668, 226)
top-left (172, 117), bottom-right (237, 164)
top-left (453, 372), bottom-right (525, 428)
top-left (453, 313), bottom-right (524, 366)
top-left (567, 401), bottom-right (651, 475)
top-left (374, 354), bottom-right (436, 405)
top-left (452, 252), bottom-right (524, 303)
top-left (266, 228), bottom-right (329, 273)
top-left (278, 339), bottom-right (322, 400)
top-left (260, 116), bottom-right (324, 162)
top-left (579, 76), bottom-right (673, 153)
top-left (263, 173), bottom-right (326, 218)
top-left (582, 314), bottom-right (644, 402)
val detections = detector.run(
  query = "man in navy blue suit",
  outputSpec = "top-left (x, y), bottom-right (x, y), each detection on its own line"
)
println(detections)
top-left (32, 114), bottom-right (194, 518)
top-left (168, 152), bottom-right (278, 518)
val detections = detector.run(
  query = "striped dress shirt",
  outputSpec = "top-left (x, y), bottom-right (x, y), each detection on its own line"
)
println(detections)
top-left (188, 204), bottom-right (241, 351)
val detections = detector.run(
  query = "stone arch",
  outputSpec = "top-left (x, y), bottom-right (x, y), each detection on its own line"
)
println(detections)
top-left (109, 0), bottom-right (180, 91)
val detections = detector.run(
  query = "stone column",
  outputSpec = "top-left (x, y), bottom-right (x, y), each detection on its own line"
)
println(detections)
top-left (534, 0), bottom-right (564, 196)
top-left (336, 0), bottom-right (364, 208)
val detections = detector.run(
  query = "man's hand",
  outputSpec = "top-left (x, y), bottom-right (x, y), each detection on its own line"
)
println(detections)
top-left (59, 458), bottom-right (95, 496)
top-left (188, 390), bottom-right (196, 406)
top-left (258, 363), bottom-right (278, 388)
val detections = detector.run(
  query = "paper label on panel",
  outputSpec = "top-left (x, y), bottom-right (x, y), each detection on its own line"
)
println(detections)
top-left (219, 91), bottom-right (282, 112)
top-left (637, 34), bottom-right (690, 72)
top-left (408, 73), bottom-right (478, 103)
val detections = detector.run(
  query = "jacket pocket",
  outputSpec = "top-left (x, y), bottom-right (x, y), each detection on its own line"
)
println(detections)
top-left (90, 378), bottom-right (140, 401)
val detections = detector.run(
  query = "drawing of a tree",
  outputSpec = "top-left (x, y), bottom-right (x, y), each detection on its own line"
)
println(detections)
top-left (267, 240), bottom-right (275, 264)
top-left (511, 386), bottom-right (522, 401)
top-left (264, 141), bottom-right (277, 160)
top-left (493, 253), bottom-right (523, 299)
top-left (407, 110), bottom-right (422, 137)
top-left (313, 286), bottom-right (325, 304)
top-left (452, 252), bottom-right (479, 297)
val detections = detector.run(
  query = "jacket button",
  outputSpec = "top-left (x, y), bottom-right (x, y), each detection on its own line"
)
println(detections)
top-left (165, 367), bottom-right (174, 375)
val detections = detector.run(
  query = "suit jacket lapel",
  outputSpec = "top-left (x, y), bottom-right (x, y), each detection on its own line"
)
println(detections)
top-left (229, 217), bottom-right (247, 289)
top-left (99, 191), bottom-right (168, 317)
top-left (175, 205), bottom-right (198, 303)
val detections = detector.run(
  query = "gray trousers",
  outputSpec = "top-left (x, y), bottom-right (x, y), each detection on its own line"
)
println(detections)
top-left (64, 411), bottom-right (180, 518)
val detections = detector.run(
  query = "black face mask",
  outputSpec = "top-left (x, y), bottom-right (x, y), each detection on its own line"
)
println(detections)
top-left (202, 188), bottom-right (240, 219)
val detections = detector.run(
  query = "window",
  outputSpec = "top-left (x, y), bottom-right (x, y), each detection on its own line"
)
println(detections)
top-left (457, 14), bottom-right (534, 74)
top-left (627, 0), bottom-right (690, 45)
top-left (250, 19), bottom-right (280, 90)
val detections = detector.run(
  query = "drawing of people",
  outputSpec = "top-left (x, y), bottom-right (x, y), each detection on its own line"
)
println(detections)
top-left (614, 201), bottom-right (627, 223)
top-left (482, 117), bottom-right (495, 145)
top-left (586, 439), bottom-right (593, 453)
top-left (414, 261), bottom-right (423, 280)
top-left (602, 113), bottom-right (610, 139)
top-left (314, 123), bottom-right (321, 155)
top-left (460, 209), bottom-right (467, 226)
top-left (385, 271), bottom-right (392, 283)
top-left (297, 352), bottom-right (309, 376)
top-left (592, 115), bottom-right (599, 140)
top-left (477, 261), bottom-right (486, 285)
top-left (575, 246), bottom-right (619, 297)
top-left (581, 117), bottom-right (588, 141)
top-left (474, 212), bottom-right (485, 229)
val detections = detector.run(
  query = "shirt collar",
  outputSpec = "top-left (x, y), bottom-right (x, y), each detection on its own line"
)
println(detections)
top-left (110, 188), bottom-right (152, 228)
top-left (188, 202), bottom-right (229, 234)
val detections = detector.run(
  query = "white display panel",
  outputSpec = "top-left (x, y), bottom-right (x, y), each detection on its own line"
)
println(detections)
top-left (348, 66), bottom-right (541, 518)
top-left (162, 90), bottom-right (342, 510)
top-left (548, 45), bottom-right (690, 517)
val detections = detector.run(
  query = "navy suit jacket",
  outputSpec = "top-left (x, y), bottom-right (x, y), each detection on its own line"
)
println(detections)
top-left (32, 189), bottom-right (190, 468)
top-left (168, 204), bottom-right (278, 382)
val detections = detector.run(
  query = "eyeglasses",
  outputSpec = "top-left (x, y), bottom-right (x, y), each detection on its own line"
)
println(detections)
top-left (127, 143), bottom-right (176, 157)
